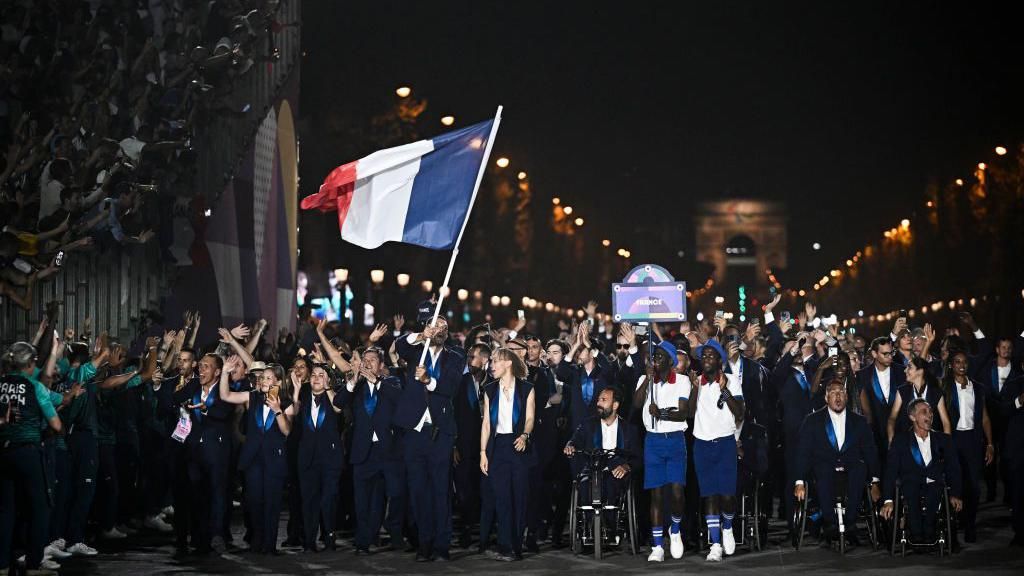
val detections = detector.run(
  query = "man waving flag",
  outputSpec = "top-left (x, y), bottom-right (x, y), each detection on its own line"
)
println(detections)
top-left (301, 117), bottom-right (498, 250)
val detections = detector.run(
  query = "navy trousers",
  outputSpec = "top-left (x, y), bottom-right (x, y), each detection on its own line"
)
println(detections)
top-left (353, 447), bottom-right (406, 549)
top-left (403, 427), bottom-right (453, 556)
top-left (186, 436), bottom-right (230, 549)
top-left (812, 462), bottom-right (866, 529)
top-left (953, 429), bottom-right (983, 535)
top-left (243, 461), bottom-right (287, 553)
top-left (299, 459), bottom-right (342, 548)
top-left (0, 445), bottom-right (48, 570)
top-left (490, 435), bottom-right (529, 556)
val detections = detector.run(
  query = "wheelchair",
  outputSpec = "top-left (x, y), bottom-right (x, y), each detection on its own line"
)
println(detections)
top-left (792, 466), bottom-right (880, 555)
top-left (887, 481), bottom-right (955, 557)
top-left (568, 448), bottom-right (640, 560)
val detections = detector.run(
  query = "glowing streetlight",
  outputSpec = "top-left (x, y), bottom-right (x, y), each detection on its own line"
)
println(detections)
top-left (396, 273), bottom-right (410, 287)
top-left (602, 239), bottom-right (611, 247)
top-left (521, 296), bottom-right (531, 307)
top-left (574, 217), bottom-right (584, 226)
top-left (333, 268), bottom-right (349, 282)
top-left (900, 219), bottom-right (910, 229)
top-left (517, 171), bottom-right (527, 180)
top-left (421, 280), bottom-right (433, 293)
top-left (812, 242), bottom-right (821, 251)
top-left (552, 197), bottom-right (561, 205)
top-left (440, 115), bottom-right (455, 126)
top-left (496, 157), bottom-right (510, 168)
top-left (955, 178), bottom-right (964, 186)
top-left (457, 289), bottom-right (469, 301)
top-left (395, 86), bottom-right (411, 98)
top-left (370, 269), bottom-right (385, 284)
top-left (563, 206), bottom-right (573, 215)
top-left (439, 286), bottom-right (450, 298)
top-left (798, 289), bottom-right (806, 297)
top-left (623, 250), bottom-right (631, 258)
top-left (490, 295), bottom-right (501, 306)
top-left (544, 302), bottom-right (554, 312)
top-left (500, 296), bottom-right (511, 307)
top-left (995, 146), bottom-right (1007, 156)
top-left (978, 162), bottom-right (986, 170)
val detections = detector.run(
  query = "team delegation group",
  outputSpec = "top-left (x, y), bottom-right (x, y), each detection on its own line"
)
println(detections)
top-left (2, 296), bottom-right (1023, 572)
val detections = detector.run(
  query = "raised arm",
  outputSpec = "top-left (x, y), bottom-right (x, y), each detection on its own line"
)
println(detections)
top-left (314, 319), bottom-right (352, 373)
top-left (218, 356), bottom-right (250, 405)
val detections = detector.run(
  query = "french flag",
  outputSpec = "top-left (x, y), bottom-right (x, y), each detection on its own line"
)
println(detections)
top-left (301, 119), bottom-right (495, 250)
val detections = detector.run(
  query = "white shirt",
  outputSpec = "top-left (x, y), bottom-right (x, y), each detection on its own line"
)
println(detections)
top-left (997, 364), bottom-right (1011, 392)
top-left (261, 405), bottom-right (272, 427)
top-left (311, 393), bottom-right (322, 429)
top-left (639, 374), bottom-right (692, 433)
top-left (876, 367), bottom-right (891, 402)
top-left (200, 383), bottom-right (214, 403)
top-left (346, 378), bottom-right (380, 441)
top-left (496, 384), bottom-right (514, 434)
top-left (601, 418), bottom-right (620, 450)
top-left (406, 333), bottom-right (440, 432)
top-left (829, 408), bottom-right (847, 450)
top-left (956, 382), bottom-right (976, 431)
top-left (916, 433), bottom-right (933, 468)
top-left (693, 372), bottom-right (743, 441)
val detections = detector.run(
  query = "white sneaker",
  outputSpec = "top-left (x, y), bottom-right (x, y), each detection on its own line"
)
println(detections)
top-left (161, 505), bottom-right (175, 517)
top-left (647, 545), bottom-right (665, 562)
top-left (39, 558), bottom-right (61, 570)
top-left (144, 514), bottom-right (174, 533)
top-left (669, 530), bottom-right (684, 558)
top-left (723, 527), bottom-right (736, 555)
top-left (101, 527), bottom-right (127, 539)
top-left (48, 538), bottom-right (66, 550)
top-left (706, 543), bottom-right (723, 562)
top-left (67, 542), bottom-right (99, 556)
top-left (44, 543), bottom-right (72, 559)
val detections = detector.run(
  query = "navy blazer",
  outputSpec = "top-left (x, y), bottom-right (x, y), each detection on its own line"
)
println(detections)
top-left (453, 372), bottom-right (487, 459)
top-left (974, 359), bottom-right (1022, 429)
top-left (565, 355), bottom-right (614, 431)
top-left (483, 378), bottom-right (535, 464)
top-left (857, 365), bottom-right (906, 440)
top-left (772, 353), bottom-right (815, 435)
top-left (335, 376), bottom-right (402, 465)
top-left (296, 388), bottom-right (345, 471)
top-left (238, 392), bottom-right (289, 476)
top-left (882, 431), bottom-right (962, 501)
top-left (795, 407), bottom-right (879, 484)
top-left (172, 378), bottom-right (235, 448)
top-left (1000, 375), bottom-right (1024, 465)
top-left (568, 414), bottom-right (641, 471)
top-left (728, 356), bottom-right (774, 426)
top-left (393, 337), bottom-right (465, 435)
top-left (947, 380), bottom-right (987, 432)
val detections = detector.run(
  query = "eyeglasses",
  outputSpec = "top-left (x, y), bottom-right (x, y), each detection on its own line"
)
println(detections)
top-left (615, 344), bottom-right (630, 349)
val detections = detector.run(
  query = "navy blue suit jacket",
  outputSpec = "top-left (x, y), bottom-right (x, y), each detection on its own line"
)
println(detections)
top-left (394, 337), bottom-right (465, 435)
top-left (772, 353), bottom-right (815, 436)
top-left (296, 388), bottom-right (345, 471)
top-left (453, 372), bottom-right (487, 459)
top-left (728, 356), bottom-right (773, 426)
top-left (1000, 376), bottom-right (1024, 465)
top-left (947, 380), bottom-right (988, 432)
top-left (335, 376), bottom-right (402, 465)
top-left (857, 365), bottom-right (906, 445)
top-left (565, 355), bottom-right (614, 431)
top-left (883, 431), bottom-right (962, 501)
top-left (795, 407), bottom-right (879, 484)
top-left (568, 414), bottom-right (641, 471)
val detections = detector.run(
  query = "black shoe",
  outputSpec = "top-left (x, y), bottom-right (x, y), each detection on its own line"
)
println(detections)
top-left (550, 536), bottom-right (563, 549)
top-left (459, 533), bottom-right (472, 548)
top-left (525, 537), bottom-right (539, 554)
top-left (845, 533), bottom-right (860, 548)
top-left (210, 536), bottom-right (227, 554)
top-left (433, 553), bottom-right (450, 562)
top-left (354, 547), bottom-right (371, 556)
top-left (493, 552), bottom-right (516, 562)
top-left (282, 538), bottom-right (302, 547)
top-left (415, 553), bottom-right (431, 562)
top-left (303, 545), bottom-right (319, 553)
top-left (964, 529), bottom-right (977, 543)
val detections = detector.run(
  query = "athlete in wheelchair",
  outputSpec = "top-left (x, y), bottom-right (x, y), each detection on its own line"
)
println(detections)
top-left (792, 380), bottom-right (882, 553)
top-left (880, 398), bottom-right (963, 556)
top-left (563, 386), bottom-right (641, 559)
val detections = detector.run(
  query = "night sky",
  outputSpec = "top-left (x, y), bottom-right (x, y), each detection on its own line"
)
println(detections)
top-left (301, 0), bottom-right (1024, 288)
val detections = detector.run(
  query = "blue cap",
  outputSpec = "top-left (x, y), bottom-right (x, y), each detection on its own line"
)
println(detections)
top-left (417, 299), bottom-right (437, 323)
top-left (656, 340), bottom-right (678, 368)
top-left (696, 338), bottom-right (726, 361)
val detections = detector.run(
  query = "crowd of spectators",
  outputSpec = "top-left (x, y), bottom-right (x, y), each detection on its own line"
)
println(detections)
top-left (0, 0), bottom-right (288, 312)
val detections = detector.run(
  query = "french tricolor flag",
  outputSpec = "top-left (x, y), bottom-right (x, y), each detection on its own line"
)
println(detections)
top-left (301, 119), bottom-right (496, 250)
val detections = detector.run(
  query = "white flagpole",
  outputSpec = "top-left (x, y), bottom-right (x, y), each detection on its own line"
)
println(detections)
top-left (419, 105), bottom-right (503, 366)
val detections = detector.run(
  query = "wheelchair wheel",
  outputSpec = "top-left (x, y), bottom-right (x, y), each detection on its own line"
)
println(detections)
top-left (593, 511), bottom-right (603, 560)
top-left (889, 486), bottom-right (901, 557)
top-left (570, 482), bottom-right (581, 555)
top-left (941, 486), bottom-right (954, 557)
top-left (626, 481), bottom-right (639, 556)
top-left (864, 484), bottom-right (879, 550)
top-left (792, 495), bottom-right (808, 550)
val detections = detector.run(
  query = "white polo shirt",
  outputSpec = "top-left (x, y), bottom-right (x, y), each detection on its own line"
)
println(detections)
top-left (693, 372), bottom-right (743, 441)
top-left (639, 373), bottom-right (692, 433)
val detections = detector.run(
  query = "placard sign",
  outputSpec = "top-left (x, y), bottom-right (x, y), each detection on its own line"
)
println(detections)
top-left (612, 264), bottom-right (687, 322)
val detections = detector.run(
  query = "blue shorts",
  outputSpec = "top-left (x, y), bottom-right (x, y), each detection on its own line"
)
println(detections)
top-left (693, 435), bottom-right (737, 497)
top-left (643, 431), bottom-right (687, 489)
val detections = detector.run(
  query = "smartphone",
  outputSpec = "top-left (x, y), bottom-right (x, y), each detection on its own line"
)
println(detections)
top-left (267, 384), bottom-right (280, 402)
top-left (725, 334), bottom-right (739, 344)
top-left (828, 347), bottom-right (838, 358)
top-left (751, 318), bottom-right (760, 326)
top-left (898, 309), bottom-right (907, 320)
top-left (780, 311), bottom-right (792, 324)
top-left (54, 250), bottom-right (65, 267)
top-left (715, 310), bottom-right (725, 320)
top-left (517, 309), bottom-right (525, 321)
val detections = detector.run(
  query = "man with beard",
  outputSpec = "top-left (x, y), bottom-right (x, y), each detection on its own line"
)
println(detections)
top-left (858, 337), bottom-right (906, 475)
top-left (564, 387), bottom-right (640, 541)
top-left (794, 380), bottom-right (881, 547)
top-left (691, 340), bottom-right (744, 562)
top-left (453, 344), bottom-right (491, 550)
top-left (394, 315), bottom-right (466, 562)
top-left (633, 341), bottom-right (691, 562)
top-left (609, 324), bottom-right (644, 418)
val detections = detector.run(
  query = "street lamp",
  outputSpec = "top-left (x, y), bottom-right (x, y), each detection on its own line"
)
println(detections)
top-left (490, 295), bottom-right (501, 307)
top-left (500, 296), bottom-right (511, 307)
top-left (900, 219), bottom-right (910, 229)
top-left (602, 239), bottom-right (610, 247)
top-left (441, 115), bottom-right (455, 126)
top-left (396, 273), bottom-right (410, 287)
top-left (421, 280), bottom-right (433, 293)
top-left (517, 171), bottom-right (527, 180)
top-left (996, 146), bottom-right (1007, 156)
top-left (552, 197), bottom-right (561, 205)
top-left (457, 289), bottom-right (469, 301)
top-left (370, 269), bottom-right (385, 284)
top-left (574, 217), bottom-right (584, 226)
top-left (563, 206), bottom-right (573, 215)
top-left (395, 86), bottom-right (411, 98)
top-left (334, 268), bottom-right (349, 283)
top-left (496, 157), bottom-right (510, 168)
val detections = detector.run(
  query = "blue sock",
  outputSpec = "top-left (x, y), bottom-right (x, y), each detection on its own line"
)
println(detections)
top-left (652, 527), bottom-right (664, 548)
top-left (670, 515), bottom-right (682, 535)
top-left (722, 512), bottom-right (734, 531)
top-left (706, 515), bottom-right (721, 544)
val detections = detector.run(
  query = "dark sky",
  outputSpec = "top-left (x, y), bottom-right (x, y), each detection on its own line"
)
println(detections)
top-left (302, 0), bottom-right (1024, 286)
